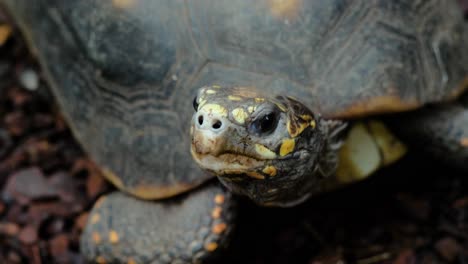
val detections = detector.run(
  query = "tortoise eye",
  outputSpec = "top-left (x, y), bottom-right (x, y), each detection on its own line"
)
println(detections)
top-left (249, 112), bottom-right (278, 135)
top-left (193, 96), bottom-right (199, 111)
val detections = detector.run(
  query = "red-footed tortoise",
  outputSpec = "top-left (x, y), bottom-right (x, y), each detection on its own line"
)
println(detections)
top-left (2, 0), bottom-right (468, 263)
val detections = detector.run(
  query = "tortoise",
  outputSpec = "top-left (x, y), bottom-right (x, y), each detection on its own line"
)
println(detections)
top-left (3, 0), bottom-right (468, 263)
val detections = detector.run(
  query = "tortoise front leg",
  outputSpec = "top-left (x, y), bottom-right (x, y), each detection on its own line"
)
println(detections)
top-left (80, 182), bottom-right (236, 264)
top-left (387, 96), bottom-right (468, 171)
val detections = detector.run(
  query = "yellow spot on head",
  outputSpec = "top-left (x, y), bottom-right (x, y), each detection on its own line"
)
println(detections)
top-left (109, 230), bottom-right (119, 244)
top-left (461, 137), bottom-right (468, 147)
top-left (275, 102), bottom-right (287, 112)
top-left (200, 104), bottom-right (228, 117)
top-left (205, 90), bottom-right (216, 94)
top-left (246, 171), bottom-right (265, 180)
top-left (228, 95), bottom-right (242, 101)
top-left (310, 119), bottom-right (316, 129)
top-left (96, 256), bottom-right (107, 264)
top-left (262, 166), bottom-right (277, 177)
top-left (205, 242), bottom-right (218, 252)
top-left (280, 138), bottom-right (295, 156)
top-left (211, 206), bottom-right (222, 219)
top-left (214, 194), bottom-right (225, 204)
top-left (287, 118), bottom-right (309, 138)
top-left (254, 98), bottom-right (265, 103)
top-left (212, 85), bottom-right (221, 89)
top-left (299, 114), bottom-right (312, 121)
top-left (212, 223), bottom-right (227, 234)
top-left (198, 98), bottom-right (207, 109)
top-left (231, 108), bottom-right (249, 124)
top-left (92, 232), bottom-right (101, 244)
top-left (255, 144), bottom-right (277, 159)
top-left (247, 106), bottom-right (256, 113)
top-left (91, 213), bottom-right (100, 224)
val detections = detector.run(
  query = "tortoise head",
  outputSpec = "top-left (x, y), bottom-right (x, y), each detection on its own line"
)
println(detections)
top-left (190, 86), bottom-right (346, 207)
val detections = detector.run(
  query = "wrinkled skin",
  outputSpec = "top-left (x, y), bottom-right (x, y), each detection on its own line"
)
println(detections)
top-left (191, 86), bottom-right (346, 207)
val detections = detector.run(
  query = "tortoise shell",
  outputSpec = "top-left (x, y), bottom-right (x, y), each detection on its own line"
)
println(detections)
top-left (3, 0), bottom-right (468, 199)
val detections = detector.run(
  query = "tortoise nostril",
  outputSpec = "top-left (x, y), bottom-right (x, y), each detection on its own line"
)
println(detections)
top-left (212, 120), bottom-right (222, 129)
top-left (198, 115), bottom-right (204, 125)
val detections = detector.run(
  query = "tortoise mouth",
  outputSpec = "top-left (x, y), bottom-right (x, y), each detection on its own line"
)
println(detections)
top-left (190, 146), bottom-right (265, 176)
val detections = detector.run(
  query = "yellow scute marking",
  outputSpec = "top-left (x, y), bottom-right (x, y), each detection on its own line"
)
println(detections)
top-left (232, 108), bottom-right (249, 124)
top-left (200, 104), bottom-right (228, 117)
top-left (280, 138), bottom-right (295, 156)
top-left (205, 89), bottom-right (216, 94)
top-left (255, 144), bottom-right (277, 159)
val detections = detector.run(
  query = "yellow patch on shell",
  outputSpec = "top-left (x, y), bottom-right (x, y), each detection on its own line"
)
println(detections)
top-left (109, 230), bottom-right (119, 244)
top-left (246, 171), bottom-right (265, 180)
top-left (200, 104), bottom-right (228, 117)
top-left (231, 108), bottom-right (249, 124)
top-left (279, 138), bottom-right (295, 156)
top-left (262, 166), bottom-right (277, 177)
top-left (255, 144), bottom-right (277, 159)
top-left (228, 95), bottom-right (242, 101)
top-left (205, 89), bottom-right (216, 94)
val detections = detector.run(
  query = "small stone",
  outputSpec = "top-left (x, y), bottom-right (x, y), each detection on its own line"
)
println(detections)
top-left (49, 234), bottom-right (70, 258)
top-left (0, 222), bottom-right (20, 236)
top-left (18, 225), bottom-right (38, 245)
top-left (4, 167), bottom-right (59, 202)
top-left (434, 237), bottom-right (461, 262)
top-left (19, 69), bottom-right (39, 91)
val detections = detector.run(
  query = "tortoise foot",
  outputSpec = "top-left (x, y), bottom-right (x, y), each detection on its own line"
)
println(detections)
top-left (80, 183), bottom-right (236, 264)
top-left (387, 98), bottom-right (468, 171)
